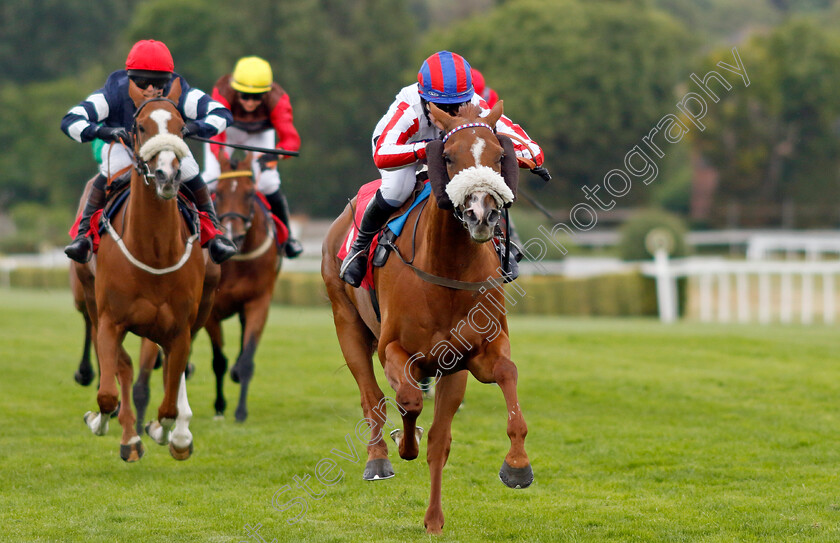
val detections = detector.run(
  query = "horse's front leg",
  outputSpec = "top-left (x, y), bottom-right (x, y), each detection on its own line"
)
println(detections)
top-left (469, 343), bottom-right (532, 489)
top-left (74, 310), bottom-right (95, 386)
top-left (232, 294), bottom-right (271, 423)
top-left (205, 317), bottom-right (227, 418)
top-left (424, 370), bottom-right (468, 534)
top-left (84, 314), bottom-right (125, 436)
top-left (146, 331), bottom-right (191, 456)
top-left (383, 342), bottom-right (424, 460)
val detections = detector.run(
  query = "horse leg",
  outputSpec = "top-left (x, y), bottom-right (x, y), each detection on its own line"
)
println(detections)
top-left (74, 311), bottom-right (95, 386)
top-left (132, 339), bottom-right (159, 435)
top-left (383, 341), bottom-right (424, 461)
top-left (334, 312), bottom-right (393, 480)
top-left (84, 315), bottom-right (124, 436)
top-left (168, 372), bottom-right (193, 460)
top-left (116, 345), bottom-right (144, 462)
top-left (233, 295), bottom-right (271, 423)
top-left (469, 354), bottom-right (533, 489)
top-left (424, 370), bottom-right (468, 534)
top-left (205, 318), bottom-right (227, 418)
top-left (230, 312), bottom-right (246, 383)
top-left (146, 332), bottom-right (190, 447)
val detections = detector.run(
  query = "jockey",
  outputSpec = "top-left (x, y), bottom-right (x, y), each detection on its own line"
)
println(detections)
top-left (61, 39), bottom-right (237, 264)
top-left (203, 56), bottom-right (304, 259)
top-left (339, 51), bottom-right (546, 287)
top-left (470, 67), bottom-right (499, 107)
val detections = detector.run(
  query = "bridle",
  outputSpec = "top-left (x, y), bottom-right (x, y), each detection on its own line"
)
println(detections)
top-left (130, 97), bottom-right (183, 185)
top-left (215, 170), bottom-right (276, 261)
top-left (216, 170), bottom-right (256, 233)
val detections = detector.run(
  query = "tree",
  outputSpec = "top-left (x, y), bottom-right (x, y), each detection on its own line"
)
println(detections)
top-left (690, 19), bottom-right (840, 226)
top-left (428, 0), bottom-right (693, 206)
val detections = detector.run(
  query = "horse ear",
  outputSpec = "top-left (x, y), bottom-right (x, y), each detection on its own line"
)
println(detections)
top-left (166, 77), bottom-right (182, 103)
top-left (218, 149), bottom-right (230, 170)
top-left (425, 139), bottom-right (454, 210)
top-left (128, 79), bottom-right (145, 107)
top-left (497, 134), bottom-right (519, 207)
top-left (428, 102), bottom-right (456, 132)
top-left (485, 99), bottom-right (504, 127)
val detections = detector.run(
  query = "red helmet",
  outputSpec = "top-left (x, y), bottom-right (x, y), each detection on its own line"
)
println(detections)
top-left (470, 68), bottom-right (486, 96)
top-left (125, 40), bottom-right (174, 79)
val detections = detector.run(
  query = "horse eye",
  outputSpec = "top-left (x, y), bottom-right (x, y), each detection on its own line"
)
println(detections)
top-left (443, 154), bottom-right (452, 164)
top-left (138, 125), bottom-right (145, 133)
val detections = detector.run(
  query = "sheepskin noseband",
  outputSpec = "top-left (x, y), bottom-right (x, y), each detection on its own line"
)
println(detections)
top-left (138, 133), bottom-right (190, 162)
top-left (445, 165), bottom-right (514, 208)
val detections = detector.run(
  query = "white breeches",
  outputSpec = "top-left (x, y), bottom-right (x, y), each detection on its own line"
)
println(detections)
top-left (378, 164), bottom-right (421, 206)
top-left (99, 141), bottom-right (200, 180)
top-left (203, 127), bottom-right (281, 194)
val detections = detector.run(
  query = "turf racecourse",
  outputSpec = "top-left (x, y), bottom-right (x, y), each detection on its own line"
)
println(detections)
top-left (3, 288), bottom-right (840, 542)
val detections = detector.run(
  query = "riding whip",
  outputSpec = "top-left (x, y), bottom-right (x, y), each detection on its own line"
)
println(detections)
top-left (186, 135), bottom-right (300, 157)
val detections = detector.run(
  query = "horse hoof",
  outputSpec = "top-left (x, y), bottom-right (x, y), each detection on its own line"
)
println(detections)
top-left (234, 407), bottom-right (248, 423)
top-left (499, 461), bottom-right (534, 489)
top-left (230, 367), bottom-right (240, 383)
top-left (169, 440), bottom-right (193, 461)
top-left (74, 369), bottom-right (94, 386)
top-left (213, 413), bottom-right (225, 421)
top-left (363, 458), bottom-right (395, 481)
top-left (185, 363), bottom-right (195, 380)
top-left (120, 440), bottom-right (145, 462)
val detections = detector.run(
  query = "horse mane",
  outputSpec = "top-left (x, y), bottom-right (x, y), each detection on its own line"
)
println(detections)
top-left (456, 102), bottom-right (482, 121)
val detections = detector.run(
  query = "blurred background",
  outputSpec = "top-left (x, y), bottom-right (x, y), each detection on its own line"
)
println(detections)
top-left (2, 0), bottom-right (840, 323)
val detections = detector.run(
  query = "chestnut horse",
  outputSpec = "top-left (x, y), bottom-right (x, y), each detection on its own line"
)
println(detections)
top-left (77, 79), bottom-right (218, 462)
top-left (203, 151), bottom-right (282, 422)
top-left (322, 101), bottom-right (532, 533)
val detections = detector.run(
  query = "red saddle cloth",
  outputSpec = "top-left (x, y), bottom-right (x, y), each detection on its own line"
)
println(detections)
top-left (69, 203), bottom-right (221, 254)
top-left (336, 179), bottom-right (383, 290)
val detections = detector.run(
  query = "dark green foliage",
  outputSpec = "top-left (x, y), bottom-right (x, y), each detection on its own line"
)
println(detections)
top-left (618, 208), bottom-right (689, 261)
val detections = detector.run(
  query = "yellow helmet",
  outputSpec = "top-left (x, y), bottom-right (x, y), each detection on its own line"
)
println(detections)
top-left (231, 56), bottom-right (273, 93)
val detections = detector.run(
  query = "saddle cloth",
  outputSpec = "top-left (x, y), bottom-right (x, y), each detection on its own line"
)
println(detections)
top-left (69, 188), bottom-right (220, 254)
top-left (337, 179), bottom-right (432, 290)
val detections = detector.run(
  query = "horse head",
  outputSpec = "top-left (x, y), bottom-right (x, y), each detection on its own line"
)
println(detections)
top-left (129, 79), bottom-right (190, 200)
top-left (215, 152), bottom-right (256, 250)
top-left (428, 101), bottom-right (512, 243)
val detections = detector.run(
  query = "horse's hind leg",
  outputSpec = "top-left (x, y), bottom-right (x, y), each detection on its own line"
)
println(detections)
top-left (232, 295), bottom-right (271, 423)
top-left (74, 311), bottom-right (95, 386)
top-left (424, 370), bottom-right (468, 534)
top-left (382, 342), bottom-right (424, 461)
top-left (470, 353), bottom-right (532, 489)
top-left (116, 346), bottom-right (144, 462)
top-left (205, 317), bottom-right (227, 418)
top-left (132, 339), bottom-right (159, 435)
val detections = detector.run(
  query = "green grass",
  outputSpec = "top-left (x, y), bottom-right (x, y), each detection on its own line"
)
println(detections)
top-left (2, 288), bottom-right (840, 542)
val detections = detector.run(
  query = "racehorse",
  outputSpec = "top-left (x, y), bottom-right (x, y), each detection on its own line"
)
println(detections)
top-left (322, 100), bottom-right (533, 533)
top-left (77, 79), bottom-right (218, 462)
top-left (203, 151), bottom-right (282, 422)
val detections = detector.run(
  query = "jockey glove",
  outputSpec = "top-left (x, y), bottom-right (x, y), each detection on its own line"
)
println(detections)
top-left (181, 121), bottom-right (201, 138)
top-left (257, 154), bottom-right (278, 171)
top-left (96, 125), bottom-right (130, 143)
top-left (530, 166), bottom-right (552, 183)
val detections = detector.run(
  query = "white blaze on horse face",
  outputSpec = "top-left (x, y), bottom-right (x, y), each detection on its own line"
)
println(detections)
top-left (470, 138), bottom-right (486, 167)
top-left (465, 192), bottom-right (490, 223)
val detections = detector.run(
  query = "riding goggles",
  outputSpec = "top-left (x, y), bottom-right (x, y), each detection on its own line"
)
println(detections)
top-left (130, 76), bottom-right (169, 90)
top-left (239, 92), bottom-right (266, 102)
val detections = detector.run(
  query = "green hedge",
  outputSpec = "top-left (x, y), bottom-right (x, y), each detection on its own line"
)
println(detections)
top-left (4, 268), bottom-right (658, 317)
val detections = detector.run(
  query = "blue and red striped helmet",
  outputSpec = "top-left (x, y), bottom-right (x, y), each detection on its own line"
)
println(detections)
top-left (417, 51), bottom-right (474, 104)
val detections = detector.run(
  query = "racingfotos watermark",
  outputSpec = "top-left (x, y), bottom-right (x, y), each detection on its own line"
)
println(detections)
top-left (521, 47), bottom-right (749, 269)
top-left (239, 397), bottom-right (406, 540)
top-left (236, 48), bottom-right (750, 539)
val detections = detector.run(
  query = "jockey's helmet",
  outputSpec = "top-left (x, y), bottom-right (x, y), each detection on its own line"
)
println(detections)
top-left (231, 57), bottom-right (273, 94)
top-left (125, 40), bottom-right (174, 80)
top-left (417, 51), bottom-right (474, 104)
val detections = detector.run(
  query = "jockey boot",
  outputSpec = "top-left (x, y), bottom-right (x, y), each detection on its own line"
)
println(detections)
top-left (264, 189), bottom-right (303, 259)
top-left (339, 189), bottom-right (398, 288)
top-left (65, 174), bottom-right (107, 263)
top-left (183, 175), bottom-right (238, 264)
